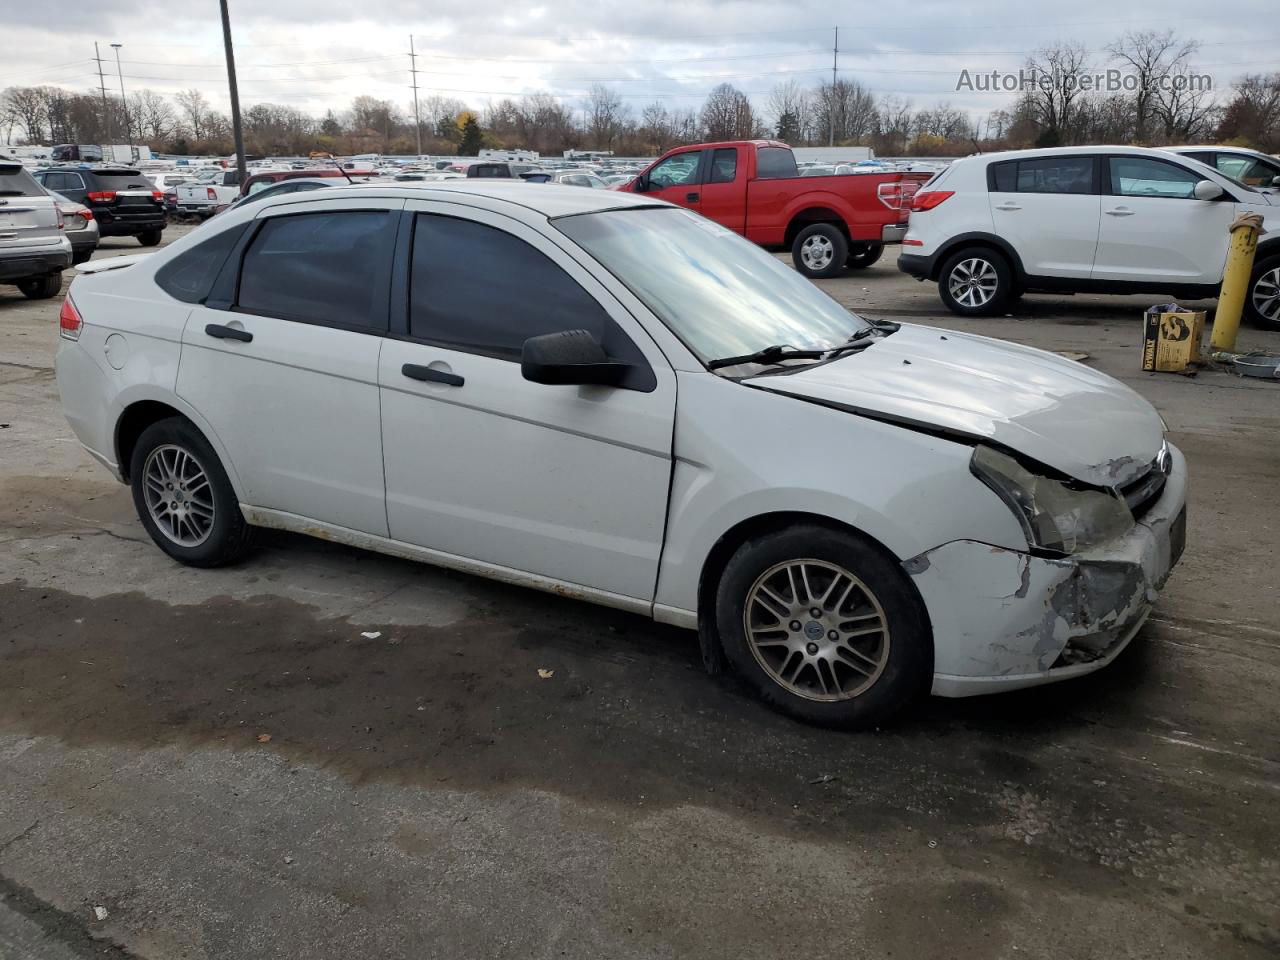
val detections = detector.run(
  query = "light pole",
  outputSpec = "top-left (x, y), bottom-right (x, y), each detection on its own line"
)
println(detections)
top-left (219, 0), bottom-right (247, 187)
top-left (111, 43), bottom-right (131, 148)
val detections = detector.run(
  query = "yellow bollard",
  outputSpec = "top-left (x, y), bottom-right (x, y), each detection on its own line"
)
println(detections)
top-left (1210, 211), bottom-right (1265, 352)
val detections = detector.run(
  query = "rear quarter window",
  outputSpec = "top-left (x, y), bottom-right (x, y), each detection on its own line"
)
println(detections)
top-left (154, 223), bottom-right (248, 304)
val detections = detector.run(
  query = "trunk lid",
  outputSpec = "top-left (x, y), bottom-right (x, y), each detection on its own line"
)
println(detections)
top-left (0, 163), bottom-right (62, 251)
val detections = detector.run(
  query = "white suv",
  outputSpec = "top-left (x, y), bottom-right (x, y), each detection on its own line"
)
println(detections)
top-left (898, 146), bottom-right (1279, 329)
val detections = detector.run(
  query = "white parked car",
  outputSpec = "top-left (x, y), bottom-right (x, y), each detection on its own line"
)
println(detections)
top-left (899, 145), bottom-right (1279, 329)
top-left (56, 181), bottom-right (1187, 727)
top-left (1163, 145), bottom-right (1280, 193)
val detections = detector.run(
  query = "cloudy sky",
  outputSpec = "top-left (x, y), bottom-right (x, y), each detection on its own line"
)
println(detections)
top-left (1, 0), bottom-right (1275, 123)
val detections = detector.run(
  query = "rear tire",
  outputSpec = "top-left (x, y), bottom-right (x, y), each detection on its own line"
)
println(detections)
top-left (138, 229), bottom-right (163, 247)
top-left (1244, 254), bottom-right (1280, 331)
top-left (714, 524), bottom-right (932, 728)
top-left (937, 246), bottom-right (1014, 316)
top-left (129, 417), bottom-right (253, 568)
top-left (17, 273), bottom-right (62, 299)
top-left (72, 250), bottom-right (93, 265)
top-left (846, 243), bottom-right (885, 269)
top-left (792, 223), bottom-right (849, 279)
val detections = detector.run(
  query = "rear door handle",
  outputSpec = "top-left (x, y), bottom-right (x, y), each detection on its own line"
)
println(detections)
top-left (994, 203), bottom-right (1021, 211)
top-left (1105, 207), bottom-right (1135, 216)
top-left (204, 323), bottom-right (252, 342)
top-left (686, 192), bottom-right (700, 203)
top-left (402, 363), bottom-right (464, 387)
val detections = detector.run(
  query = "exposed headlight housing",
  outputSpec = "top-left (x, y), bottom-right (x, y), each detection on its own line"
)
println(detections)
top-left (970, 445), bottom-right (1134, 555)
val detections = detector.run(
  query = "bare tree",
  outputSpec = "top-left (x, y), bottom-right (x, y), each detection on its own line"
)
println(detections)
top-left (1, 86), bottom-right (50, 142)
top-left (1106, 30), bottom-right (1199, 143)
top-left (767, 79), bottom-right (811, 143)
top-left (175, 89), bottom-right (214, 141)
top-left (1217, 72), bottom-right (1280, 150)
top-left (873, 96), bottom-right (915, 155)
top-left (701, 83), bottom-right (755, 141)
top-left (1022, 42), bottom-right (1091, 145)
top-left (814, 78), bottom-right (877, 145)
top-left (128, 89), bottom-right (176, 144)
top-left (583, 83), bottom-right (629, 151)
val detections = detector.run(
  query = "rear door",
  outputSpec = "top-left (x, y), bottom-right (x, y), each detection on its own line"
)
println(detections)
top-left (697, 146), bottom-right (746, 233)
top-left (986, 155), bottom-right (1101, 277)
top-left (0, 162), bottom-right (62, 253)
top-left (1092, 154), bottom-right (1234, 284)
top-left (177, 198), bottom-right (403, 535)
top-left (642, 149), bottom-right (705, 212)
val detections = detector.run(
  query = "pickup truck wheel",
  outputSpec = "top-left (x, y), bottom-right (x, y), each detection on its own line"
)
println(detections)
top-left (715, 524), bottom-right (931, 729)
top-left (1244, 255), bottom-right (1280, 331)
top-left (17, 274), bottom-right (62, 300)
top-left (937, 246), bottom-right (1013, 316)
top-left (846, 243), bottom-right (884, 269)
top-left (792, 224), bottom-right (848, 280)
top-left (138, 229), bottom-right (163, 247)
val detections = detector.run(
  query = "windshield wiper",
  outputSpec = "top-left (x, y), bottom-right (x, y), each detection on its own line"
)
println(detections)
top-left (707, 344), bottom-right (827, 370)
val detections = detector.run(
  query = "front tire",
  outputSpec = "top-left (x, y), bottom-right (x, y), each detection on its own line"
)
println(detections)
top-left (714, 525), bottom-right (932, 728)
top-left (1245, 255), bottom-right (1280, 331)
top-left (129, 417), bottom-right (253, 567)
top-left (937, 246), bottom-right (1014, 316)
top-left (138, 229), bottom-right (163, 247)
top-left (16, 273), bottom-right (62, 299)
top-left (846, 243), bottom-right (885, 269)
top-left (792, 223), bottom-right (849, 279)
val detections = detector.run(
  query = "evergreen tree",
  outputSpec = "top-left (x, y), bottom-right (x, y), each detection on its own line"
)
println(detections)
top-left (457, 114), bottom-right (483, 156)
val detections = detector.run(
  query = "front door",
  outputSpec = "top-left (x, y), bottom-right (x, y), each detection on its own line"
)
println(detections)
top-left (378, 202), bottom-right (676, 602)
top-left (1092, 155), bottom-right (1233, 284)
top-left (177, 199), bottom-right (403, 536)
top-left (641, 149), bottom-right (705, 213)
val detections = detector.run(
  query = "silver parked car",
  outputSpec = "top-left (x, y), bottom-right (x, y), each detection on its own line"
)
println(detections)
top-left (0, 156), bottom-right (72, 299)
top-left (48, 190), bottom-right (100, 265)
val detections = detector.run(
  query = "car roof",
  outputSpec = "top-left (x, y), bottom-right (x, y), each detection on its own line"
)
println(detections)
top-left (1163, 145), bottom-right (1272, 157)
top-left (967, 145), bottom-right (1214, 163)
top-left (256, 179), bottom-right (665, 218)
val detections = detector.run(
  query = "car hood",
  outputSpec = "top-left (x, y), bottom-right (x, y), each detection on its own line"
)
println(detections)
top-left (753, 325), bottom-right (1164, 488)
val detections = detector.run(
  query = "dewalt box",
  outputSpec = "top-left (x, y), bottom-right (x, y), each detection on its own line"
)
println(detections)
top-left (1142, 305), bottom-right (1205, 372)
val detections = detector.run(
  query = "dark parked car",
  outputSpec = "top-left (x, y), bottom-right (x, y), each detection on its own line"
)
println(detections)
top-left (465, 162), bottom-right (545, 179)
top-left (34, 167), bottom-right (167, 246)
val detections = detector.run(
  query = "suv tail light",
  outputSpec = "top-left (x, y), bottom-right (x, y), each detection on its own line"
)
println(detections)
top-left (59, 295), bottom-right (83, 341)
top-left (152, 190), bottom-right (164, 203)
top-left (206, 187), bottom-right (218, 200)
top-left (877, 180), bottom-right (920, 211)
top-left (911, 190), bottom-right (954, 212)
top-left (87, 191), bottom-right (117, 203)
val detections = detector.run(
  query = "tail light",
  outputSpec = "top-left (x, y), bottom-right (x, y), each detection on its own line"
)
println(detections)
top-left (206, 187), bottom-right (218, 200)
top-left (87, 191), bottom-right (117, 203)
top-left (56, 206), bottom-right (65, 229)
top-left (911, 190), bottom-right (954, 212)
top-left (79, 209), bottom-right (94, 221)
top-left (877, 181), bottom-right (920, 211)
top-left (59, 295), bottom-right (83, 340)
top-left (152, 190), bottom-right (164, 203)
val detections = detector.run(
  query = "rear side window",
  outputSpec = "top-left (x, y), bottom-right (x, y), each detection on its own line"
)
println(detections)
top-left (0, 164), bottom-right (43, 197)
top-left (707, 148), bottom-right (738, 184)
top-left (756, 147), bottom-right (798, 180)
top-left (409, 214), bottom-right (611, 360)
top-left (236, 211), bottom-right (396, 331)
top-left (989, 157), bottom-right (1094, 194)
top-left (155, 223), bottom-right (248, 304)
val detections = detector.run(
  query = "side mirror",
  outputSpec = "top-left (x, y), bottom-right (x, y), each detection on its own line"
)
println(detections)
top-left (521, 330), bottom-right (630, 387)
top-left (1270, 175), bottom-right (1280, 189)
top-left (634, 172), bottom-right (650, 193)
top-left (1193, 179), bottom-right (1225, 201)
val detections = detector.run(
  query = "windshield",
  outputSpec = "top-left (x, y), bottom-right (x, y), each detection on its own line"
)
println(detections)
top-left (555, 207), bottom-right (869, 363)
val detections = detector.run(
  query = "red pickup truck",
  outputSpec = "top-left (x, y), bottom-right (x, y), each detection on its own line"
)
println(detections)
top-left (621, 140), bottom-right (929, 278)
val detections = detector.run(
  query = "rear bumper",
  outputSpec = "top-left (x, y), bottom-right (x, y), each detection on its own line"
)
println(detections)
top-left (95, 210), bottom-right (166, 236)
top-left (880, 223), bottom-right (908, 244)
top-left (897, 252), bottom-right (932, 280)
top-left (0, 244), bottom-right (72, 280)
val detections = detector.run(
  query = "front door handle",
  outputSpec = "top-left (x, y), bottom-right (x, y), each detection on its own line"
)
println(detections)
top-left (1105, 207), bottom-right (1135, 217)
top-left (686, 192), bottom-right (700, 203)
top-left (402, 363), bottom-right (464, 387)
top-left (205, 322), bottom-right (252, 342)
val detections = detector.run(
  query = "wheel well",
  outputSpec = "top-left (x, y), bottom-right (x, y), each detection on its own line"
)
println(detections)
top-left (784, 208), bottom-right (848, 249)
top-left (115, 400), bottom-right (184, 481)
top-left (930, 235), bottom-right (1023, 283)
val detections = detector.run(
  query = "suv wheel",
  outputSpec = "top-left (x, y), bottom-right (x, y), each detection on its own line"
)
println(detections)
top-left (129, 417), bottom-right (253, 567)
top-left (714, 525), bottom-right (931, 728)
top-left (937, 246), bottom-right (1013, 316)
top-left (792, 224), bottom-right (849, 279)
top-left (16, 274), bottom-right (62, 300)
top-left (1245, 255), bottom-right (1280, 331)
top-left (846, 243), bottom-right (885, 269)
top-left (138, 229), bottom-right (163, 247)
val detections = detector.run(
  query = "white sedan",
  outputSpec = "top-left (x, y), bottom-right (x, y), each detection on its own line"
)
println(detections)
top-left (55, 181), bottom-right (1187, 727)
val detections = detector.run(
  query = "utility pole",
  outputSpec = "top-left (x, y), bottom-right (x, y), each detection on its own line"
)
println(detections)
top-left (111, 43), bottom-right (131, 148)
top-left (829, 26), bottom-right (838, 148)
top-left (219, 0), bottom-right (247, 186)
top-left (409, 35), bottom-right (422, 158)
top-left (94, 42), bottom-right (113, 144)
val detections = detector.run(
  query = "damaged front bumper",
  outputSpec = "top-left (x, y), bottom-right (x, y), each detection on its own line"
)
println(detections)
top-left (906, 443), bottom-right (1188, 697)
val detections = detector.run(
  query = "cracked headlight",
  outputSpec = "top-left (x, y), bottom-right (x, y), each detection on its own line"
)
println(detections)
top-left (971, 445), bottom-right (1134, 555)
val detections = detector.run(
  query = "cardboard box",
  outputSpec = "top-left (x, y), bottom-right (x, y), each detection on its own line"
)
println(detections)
top-left (1142, 306), bottom-right (1205, 372)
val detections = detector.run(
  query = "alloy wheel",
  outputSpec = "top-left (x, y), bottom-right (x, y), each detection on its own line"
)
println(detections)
top-left (142, 444), bottom-right (215, 547)
top-left (948, 257), bottom-right (999, 308)
top-left (743, 559), bottom-right (891, 702)
top-left (801, 235), bottom-right (835, 272)
top-left (1252, 266), bottom-right (1280, 323)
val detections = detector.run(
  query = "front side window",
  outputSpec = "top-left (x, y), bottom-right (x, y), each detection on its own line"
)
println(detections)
top-left (707, 148), bottom-right (738, 184)
top-left (556, 207), bottom-right (869, 363)
top-left (236, 210), bottom-right (395, 330)
top-left (1216, 154), bottom-right (1280, 187)
top-left (648, 152), bottom-right (702, 189)
top-left (1109, 157), bottom-right (1201, 198)
top-left (409, 214), bottom-right (612, 360)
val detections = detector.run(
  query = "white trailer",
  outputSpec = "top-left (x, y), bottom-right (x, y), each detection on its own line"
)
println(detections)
top-left (790, 146), bottom-right (875, 164)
